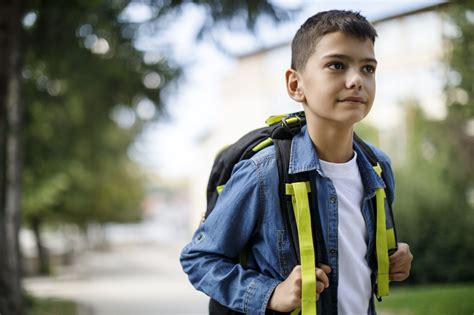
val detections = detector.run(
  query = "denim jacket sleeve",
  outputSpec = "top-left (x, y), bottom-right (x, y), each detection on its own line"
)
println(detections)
top-left (180, 158), bottom-right (281, 314)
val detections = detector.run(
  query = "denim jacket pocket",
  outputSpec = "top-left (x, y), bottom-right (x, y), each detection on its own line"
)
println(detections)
top-left (277, 230), bottom-right (291, 278)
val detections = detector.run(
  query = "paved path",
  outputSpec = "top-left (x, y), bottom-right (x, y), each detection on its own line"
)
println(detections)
top-left (24, 242), bottom-right (209, 315)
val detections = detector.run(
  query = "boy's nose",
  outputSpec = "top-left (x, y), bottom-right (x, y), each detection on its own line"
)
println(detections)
top-left (346, 71), bottom-right (363, 90)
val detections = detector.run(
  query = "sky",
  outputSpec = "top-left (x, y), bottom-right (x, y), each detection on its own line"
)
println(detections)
top-left (126, 0), bottom-right (446, 178)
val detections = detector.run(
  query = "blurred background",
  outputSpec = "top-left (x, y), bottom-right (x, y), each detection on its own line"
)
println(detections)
top-left (1, 0), bottom-right (473, 314)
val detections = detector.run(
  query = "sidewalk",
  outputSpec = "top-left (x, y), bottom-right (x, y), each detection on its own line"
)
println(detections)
top-left (23, 242), bottom-right (208, 315)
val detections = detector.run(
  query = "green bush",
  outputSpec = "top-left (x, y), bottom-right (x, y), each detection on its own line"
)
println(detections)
top-left (25, 295), bottom-right (77, 315)
top-left (376, 284), bottom-right (474, 315)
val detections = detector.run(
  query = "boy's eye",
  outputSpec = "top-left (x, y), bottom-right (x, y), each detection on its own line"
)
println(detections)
top-left (328, 62), bottom-right (345, 70)
top-left (362, 65), bottom-right (376, 74)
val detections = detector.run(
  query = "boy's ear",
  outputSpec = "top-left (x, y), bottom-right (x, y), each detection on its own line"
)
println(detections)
top-left (285, 68), bottom-right (305, 103)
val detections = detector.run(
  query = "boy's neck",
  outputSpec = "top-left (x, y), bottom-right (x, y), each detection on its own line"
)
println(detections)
top-left (306, 119), bottom-right (354, 163)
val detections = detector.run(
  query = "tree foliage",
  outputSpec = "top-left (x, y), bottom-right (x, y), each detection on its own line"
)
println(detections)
top-left (19, 0), bottom-right (292, 274)
top-left (21, 0), bottom-right (167, 237)
top-left (393, 2), bottom-right (474, 284)
top-left (0, 0), bottom-right (292, 311)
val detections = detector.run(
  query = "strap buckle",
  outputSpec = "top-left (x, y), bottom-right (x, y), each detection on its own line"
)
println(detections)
top-left (282, 113), bottom-right (303, 135)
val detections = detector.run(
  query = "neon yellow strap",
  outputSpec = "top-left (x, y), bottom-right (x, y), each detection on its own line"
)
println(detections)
top-left (252, 137), bottom-right (273, 152)
top-left (216, 185), bottom-right (225, 194)
top-left (373, 163), bottom-right (390, 297)
top-left (265, 114), bottom-right (286, 125)
top-left (285, 117), bottom-right (300, 125)
top-left (265, 114), bottom-right (301, 126)
top-left (286, 182), bottom-right (316, 315)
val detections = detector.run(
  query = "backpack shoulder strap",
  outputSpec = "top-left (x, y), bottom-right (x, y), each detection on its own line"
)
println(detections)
top-left (274, 138), bottom-right (300, 260)
top-left (353, 133), bottom-right (394, 198)
top-left (274, 135), bottom-right (328, 263)
top-left (354, 133), bottom-right (378, 166)
top-left (274, 137), bottom-right (326, 315)
top-left (354, 133), bottom-right (398, 299)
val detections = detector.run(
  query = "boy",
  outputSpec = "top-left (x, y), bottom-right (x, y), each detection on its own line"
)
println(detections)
top-left (181, 10), bottom-right (413, 315)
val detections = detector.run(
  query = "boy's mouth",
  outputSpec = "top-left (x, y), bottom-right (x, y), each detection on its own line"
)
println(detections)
top-left (339, 96), bottom-right (365, 103)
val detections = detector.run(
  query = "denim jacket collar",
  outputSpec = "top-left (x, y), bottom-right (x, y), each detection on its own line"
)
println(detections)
top-left (288, 125), bottom-right (321, 175)
top-left (288, 125), bottom-right (385, 193)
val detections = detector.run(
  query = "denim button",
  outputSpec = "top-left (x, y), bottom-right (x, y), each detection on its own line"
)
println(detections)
top-left (330, 195), bottom-right (337, 204)
top-left (330, 248), bottom-right (337, 255)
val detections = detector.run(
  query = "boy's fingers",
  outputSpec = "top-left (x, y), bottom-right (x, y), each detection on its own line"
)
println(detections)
top-left (315, 268), bottom-right (330, 288)
top-left (389, 272), bottom-right (409, 281)
top-left (389, 243), bottom-right (411, 263)
top-left (389, 249), bottom-right (401, 261)
top-left (316, 281), bottom-right (325, 294)
top-left (315, 266), bottom-right (332, 300)
top-left (389, 250), bottom-right (405, 264)
top-left (390, 261), bottom-right (411, 274)
top-left (318, 263), bottom-right (332, 274)
top-left (390, 256), bottom-right (411, 269)
top-left (390, 255), bottom-right (408, 267)
top-left (390, 252), bottom-right (413, 267)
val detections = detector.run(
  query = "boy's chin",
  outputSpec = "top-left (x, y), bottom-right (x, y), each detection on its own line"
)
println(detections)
top-left (331, 114), bottom-right (368, 128)
top-left (303, 108), bottom-right (369, 127)
top-left (339, 110), bottom-right (369, 124)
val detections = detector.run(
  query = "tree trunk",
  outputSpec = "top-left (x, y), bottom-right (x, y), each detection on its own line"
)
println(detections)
top-left (31, 217), bottom-right (50, 275)
top-left (0, 0), bottom-right (24, 314)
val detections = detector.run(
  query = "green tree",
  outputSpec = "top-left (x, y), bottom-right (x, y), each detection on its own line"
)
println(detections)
top-left (20, 0), bottom-right (170, 274)
top-left (1, 0), bottom-right (293, 313)
top-left (394, 105), bottom-right (473, 283)
top-left (0, 1), bottom-right (24, 314)
top-left (393, 2), bottom-right (474, 284)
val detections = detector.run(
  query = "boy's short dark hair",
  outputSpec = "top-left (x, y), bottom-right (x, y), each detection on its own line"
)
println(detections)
top-left (291, 10), bottom-right (377, 71)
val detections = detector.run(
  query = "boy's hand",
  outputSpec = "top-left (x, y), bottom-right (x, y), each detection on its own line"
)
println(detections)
top-left (267, 264), bottom-right (331, 312)
top-left (389, 242), bottom-right (413, 281)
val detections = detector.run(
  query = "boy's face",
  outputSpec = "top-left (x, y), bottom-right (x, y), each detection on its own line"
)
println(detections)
top-left (287, 31), bottom-right (377, 127)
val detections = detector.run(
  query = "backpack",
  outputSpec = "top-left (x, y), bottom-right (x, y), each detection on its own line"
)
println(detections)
top-left (203, 111), bottom-right (398, 315)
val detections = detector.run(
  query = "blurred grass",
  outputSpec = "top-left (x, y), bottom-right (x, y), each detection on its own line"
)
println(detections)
top-left (376, 283), bottom-right (474, 315)
top-left (25, 295), bottom-right (77, 315)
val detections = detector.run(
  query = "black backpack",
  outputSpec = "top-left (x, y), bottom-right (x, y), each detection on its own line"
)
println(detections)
top-left (203, 111), bottom-right (397, 315)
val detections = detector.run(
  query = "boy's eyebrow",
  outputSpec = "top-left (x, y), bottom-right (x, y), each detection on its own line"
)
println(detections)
top-left (322, 53), bottom-right (378, 64)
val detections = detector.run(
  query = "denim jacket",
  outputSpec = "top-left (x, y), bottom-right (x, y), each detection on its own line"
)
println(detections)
top-left (180, 125), bottom-right (395, 315)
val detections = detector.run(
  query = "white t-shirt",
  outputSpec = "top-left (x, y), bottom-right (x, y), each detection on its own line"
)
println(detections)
top-left (319, 151), bottom-right (372, 315)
